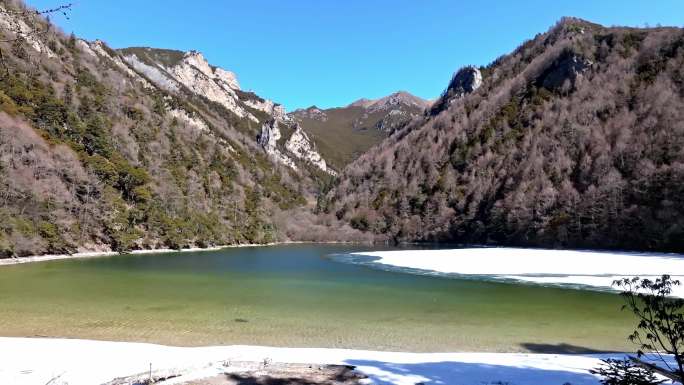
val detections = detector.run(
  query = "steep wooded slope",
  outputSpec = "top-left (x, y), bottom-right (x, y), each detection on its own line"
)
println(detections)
top-left (330, 18), bottom-right (684, 252)
top-left (0, 0), bottom-right (357, 257)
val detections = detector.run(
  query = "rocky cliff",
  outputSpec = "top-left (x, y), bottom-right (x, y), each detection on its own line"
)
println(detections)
top-left (118, 46), bottom-right (332, 174)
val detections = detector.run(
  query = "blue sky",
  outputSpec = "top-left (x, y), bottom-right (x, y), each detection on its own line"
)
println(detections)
top-left (28, 0), bottom-right (684, 111)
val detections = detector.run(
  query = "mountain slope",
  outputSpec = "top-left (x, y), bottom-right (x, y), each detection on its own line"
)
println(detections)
top-left (330, 18), bottom-right (684, 252)
top-left (116, 46), bottom-right (335, 174)
top-left (0, 0), bottom-right (356, 258)
top-left (290, 91), bottom-right (429, 169)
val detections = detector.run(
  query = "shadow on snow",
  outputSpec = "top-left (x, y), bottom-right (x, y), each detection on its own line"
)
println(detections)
top-left (344, 359), bottom-right (601, 385)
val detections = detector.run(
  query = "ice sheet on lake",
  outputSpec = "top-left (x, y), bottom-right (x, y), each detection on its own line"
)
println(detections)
top-left (346, 248), bottom-right (684, 297)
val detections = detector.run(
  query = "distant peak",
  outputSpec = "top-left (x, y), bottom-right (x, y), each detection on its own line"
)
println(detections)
top-left (369, 91), bottom-right (429, 111)
top-left (348, 98), bottom-right (374, 108)
top-left (347, 92), bottom-right (429, 110)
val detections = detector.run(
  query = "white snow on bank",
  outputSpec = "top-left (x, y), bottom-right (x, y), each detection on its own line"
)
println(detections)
top-left (350, 248), bottom-right (684, 297)
top-left (0, 337), bottom-right (624, 385)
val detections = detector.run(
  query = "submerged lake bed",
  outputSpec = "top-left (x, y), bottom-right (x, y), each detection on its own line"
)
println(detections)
top-left (0, 244), bottom-right (650, 352)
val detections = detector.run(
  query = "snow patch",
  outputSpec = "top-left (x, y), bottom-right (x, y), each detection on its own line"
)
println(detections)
top-left (0, 337), bottom-right (627, 385)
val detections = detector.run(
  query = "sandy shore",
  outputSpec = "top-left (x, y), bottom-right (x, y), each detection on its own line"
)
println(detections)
top-left (0, 337), bottom-right (622, 385)
top-left (351, 247), bottom-right (684, 297)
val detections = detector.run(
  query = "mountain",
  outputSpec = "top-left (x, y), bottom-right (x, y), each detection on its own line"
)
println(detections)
top-left (290, 91), bottom-right (430, 170)
top-left (0, 0), bottom-right (359, 258)
top-left (115, 46), bottom-right (335, 175)
top-left (329, 18), bottom-right (684, 252)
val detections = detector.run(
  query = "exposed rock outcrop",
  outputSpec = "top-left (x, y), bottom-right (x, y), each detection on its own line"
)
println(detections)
top-left (244, 97), bottom-right (289, 121)
top-left (122, 52), bottom-right (182, 93)
top-left (430, 66), bottom-right (482, 114)
top-left (448, 66), bottom-right (483, 96)
top-left (0, 4), bottom-right (55, 57)
top-left (118, 47), bottom-right (334, 174)
top-left (258, 120), bottom-right (296, 169)
top-left (119, 48), bottom-right (291, 123)
top-left (258, 120), bottom-right (335, 175)
top-left (79, 40), bottom-right (153, 89)
top-left (285, 124), bottom-right (334, 174)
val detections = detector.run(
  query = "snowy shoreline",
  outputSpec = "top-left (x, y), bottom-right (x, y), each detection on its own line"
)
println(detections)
top-left (350, 247), bottom-right (684, 297)
top-left (0, 337), bottom-right (620, 385)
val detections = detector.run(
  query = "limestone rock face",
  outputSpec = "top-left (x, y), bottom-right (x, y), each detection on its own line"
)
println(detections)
top-left (285, 124), bottom-right (334, 175)
top-left (258, 120), bottom-right (295, 169)
top-left (447, 66), bottom-right (483, 97)
top-left (430, 66), bottom-right (483, 114)
top-left (123, 52), bottom-right (182, 93)
top-left (164, 51), bottom-right (253, 121)
top-left (116, 46), bottom-right (333, 174)
top-left (244, 98), bottom-right (289, 121)
top-left (258, 120), bottom-right (335, 175)
top-left (0, 4), bottom-right (55, 57)
top-left (83, 40), bottom-right (154, 89)
top-left (120, 48), bottom-right (288, 123)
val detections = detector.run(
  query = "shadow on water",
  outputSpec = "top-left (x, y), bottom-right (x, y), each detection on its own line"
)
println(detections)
top-left (521, 342), bottom-right (622, 354)
top-left (343, 360), bottom-right (601, 385)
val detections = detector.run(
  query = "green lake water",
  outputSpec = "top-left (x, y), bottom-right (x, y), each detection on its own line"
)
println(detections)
top-left (0, 244), bottom-right (637, 352)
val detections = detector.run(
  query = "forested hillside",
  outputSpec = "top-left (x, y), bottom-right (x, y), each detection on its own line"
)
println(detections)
top-left (330, 18), bottom-right (684, 252)
top-left (0, 0), bottom-right (360, 258)
top-left (291, 92), bottom-right (429, 170)
top-left (2, 1), bottom-right (682, 257)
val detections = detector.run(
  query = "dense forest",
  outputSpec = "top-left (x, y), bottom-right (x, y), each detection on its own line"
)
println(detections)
top-left (0, 0), bottom-right (362, 258)
top-left (329, 18), bottom-right (684, 252)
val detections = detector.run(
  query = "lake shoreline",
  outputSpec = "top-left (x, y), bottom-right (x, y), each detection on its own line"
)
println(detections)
top-left (0, 336), bottom-right (620, 385)
top-left (0, 241), bottom-right (361, 267)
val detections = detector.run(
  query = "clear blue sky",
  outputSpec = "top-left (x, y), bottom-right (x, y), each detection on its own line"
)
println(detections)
top-left (28, 0), bottom-right (684, 111)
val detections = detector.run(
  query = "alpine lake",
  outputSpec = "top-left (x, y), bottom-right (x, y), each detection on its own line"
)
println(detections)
top-left (0, 244), bottom-right (637, 352)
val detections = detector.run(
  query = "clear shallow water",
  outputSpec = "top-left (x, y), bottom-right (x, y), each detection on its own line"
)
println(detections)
top-left (0, 244), bottom-right (637, 352)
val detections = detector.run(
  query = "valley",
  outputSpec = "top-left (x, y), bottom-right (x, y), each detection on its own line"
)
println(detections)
top-left (0, 1), bottom-right (683, 384)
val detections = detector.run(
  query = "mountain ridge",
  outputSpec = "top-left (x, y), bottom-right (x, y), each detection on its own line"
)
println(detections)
top-left (328, 18), bottom-right (684, 252)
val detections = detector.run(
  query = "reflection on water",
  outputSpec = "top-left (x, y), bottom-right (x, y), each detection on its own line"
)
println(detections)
top-left (0, 244), bottom-right (635, 352)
